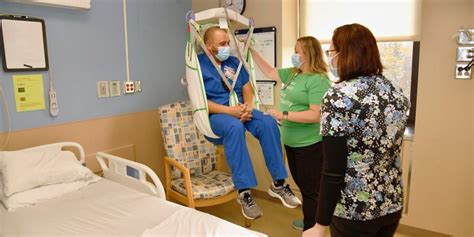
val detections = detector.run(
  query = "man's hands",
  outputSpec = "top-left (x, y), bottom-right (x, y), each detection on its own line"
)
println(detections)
top-left (240, 104), bottom-right (253, 122)
top-left (228, 103), bottom-right (253, 122)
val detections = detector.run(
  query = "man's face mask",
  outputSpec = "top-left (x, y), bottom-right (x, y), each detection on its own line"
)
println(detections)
top-left (215, 46), bottom-right (230, 61)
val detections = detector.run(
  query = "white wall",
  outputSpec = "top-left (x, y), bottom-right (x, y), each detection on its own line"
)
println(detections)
top-left (399, 0), bottom-right (473, 236)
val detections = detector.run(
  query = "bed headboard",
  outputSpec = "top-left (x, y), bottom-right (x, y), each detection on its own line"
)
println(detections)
top-left (19, 142), bottom-right (85, 165)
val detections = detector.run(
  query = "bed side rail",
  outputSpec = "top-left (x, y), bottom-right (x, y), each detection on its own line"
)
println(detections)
top-left (95, 152), bottom-right (166, 199)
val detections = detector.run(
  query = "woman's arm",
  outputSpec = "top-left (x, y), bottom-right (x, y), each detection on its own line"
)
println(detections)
top-left (316, 136), bottom-right (347, 224)
top-left (303, 136), bottom-right (348, 236)
top-left (250, 47), bottom-right (281, 81)
top-left (268, 104), bottom-right (321, 123)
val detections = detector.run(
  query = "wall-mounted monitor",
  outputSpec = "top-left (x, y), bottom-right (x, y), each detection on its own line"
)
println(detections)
top-left (0, 15), bottom-right (49, 72)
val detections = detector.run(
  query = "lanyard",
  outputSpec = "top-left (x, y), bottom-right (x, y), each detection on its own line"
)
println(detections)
top-left (282, 72), bottom-right (299, 90)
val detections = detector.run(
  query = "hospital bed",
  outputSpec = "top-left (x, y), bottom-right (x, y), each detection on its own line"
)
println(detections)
top-left (0, 142), bottom-right (266, 237)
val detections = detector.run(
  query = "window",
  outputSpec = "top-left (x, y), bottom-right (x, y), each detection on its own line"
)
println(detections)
top-left (379, 41), bottom-right (419, 126)
top-left (378, 42), bottom-right (413, 99)
top-left (302, 0), bottom-right (421, 127)
top-left (300, 0), bottom-right (421, 42)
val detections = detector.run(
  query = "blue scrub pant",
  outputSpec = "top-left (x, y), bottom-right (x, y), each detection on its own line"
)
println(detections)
top-left (206, 109), bottom-right (288, 190)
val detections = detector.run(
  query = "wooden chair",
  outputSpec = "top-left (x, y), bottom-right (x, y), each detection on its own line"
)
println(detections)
top-left (159, 101), bottom-right (238, 209)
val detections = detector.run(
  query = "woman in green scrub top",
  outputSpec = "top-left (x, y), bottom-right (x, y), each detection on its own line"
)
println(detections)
top-left (250, 36), bottom-right (331, 231)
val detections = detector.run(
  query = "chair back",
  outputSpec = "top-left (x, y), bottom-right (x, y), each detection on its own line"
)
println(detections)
top-left (159, 101), bottom-right (217, 179)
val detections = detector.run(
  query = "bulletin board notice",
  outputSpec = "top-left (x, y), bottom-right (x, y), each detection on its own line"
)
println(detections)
top-left (236, 27), bottom-right (277, 105)
top-left (256, 81), bottom-right (275, 105)
top-left (235, 27), bottom-right (276, 82)
top-left (13, 74), bottom-right (46, 112)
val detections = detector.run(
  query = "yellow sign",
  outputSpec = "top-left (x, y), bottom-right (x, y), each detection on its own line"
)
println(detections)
top-left (13, 74), bottom-right (46, 112)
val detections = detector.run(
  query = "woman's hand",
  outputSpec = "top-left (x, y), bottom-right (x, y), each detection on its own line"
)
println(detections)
top-left (302, 224), bottom-right (327, 237)
top-left (266, 109), bottom-right (283, 121)
top-left (249, 46), bottom-right (281, 81)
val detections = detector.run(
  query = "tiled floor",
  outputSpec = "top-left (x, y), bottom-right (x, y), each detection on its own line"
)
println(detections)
top-left (197, 194), bottom-right (449, 237)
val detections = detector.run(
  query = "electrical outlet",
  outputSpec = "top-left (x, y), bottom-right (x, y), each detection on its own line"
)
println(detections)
top-left (458, 29), bottom-right (474, 45)
top-left (109, 80), bottom-right (121, 97)
top-left (49, 89), bottom-right (59, 116)
top-left (455, 63), bottom-right (472, 79)
top-left (135, 81), bottom-right (142, 92)
top-left (124, 81), bottom-right (135, 94)
top-left (97, 81), bottom-right (110, 98)
top-left (456, 47), bottom-right (474, 62)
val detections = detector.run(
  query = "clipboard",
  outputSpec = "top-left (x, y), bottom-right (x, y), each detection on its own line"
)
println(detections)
top-left (0, 15), bottom-right (49, 72)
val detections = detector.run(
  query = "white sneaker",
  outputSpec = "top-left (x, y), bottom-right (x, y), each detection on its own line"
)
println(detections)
top-left (268, 183), bottom-right (302, 208)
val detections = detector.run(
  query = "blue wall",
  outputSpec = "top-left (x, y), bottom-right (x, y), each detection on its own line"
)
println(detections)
top-left (0, 0), bottom-right (190, 132)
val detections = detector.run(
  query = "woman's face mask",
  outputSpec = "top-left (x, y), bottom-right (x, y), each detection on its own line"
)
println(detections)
top-left (215, 46), bottom-right (230, 61)
top-left (327, 53), bottom-right (339, 78)
top-left (292, 53), bottom-right (302, 68)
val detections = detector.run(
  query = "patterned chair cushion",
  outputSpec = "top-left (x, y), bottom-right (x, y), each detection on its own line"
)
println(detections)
top-left (159, 101), bottom-right (217, 179)
top-left (170, 170), bottom-right (235, 199)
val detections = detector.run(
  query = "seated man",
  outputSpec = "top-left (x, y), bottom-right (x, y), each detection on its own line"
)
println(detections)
top-left (198, 26), bottom-right (301, 219)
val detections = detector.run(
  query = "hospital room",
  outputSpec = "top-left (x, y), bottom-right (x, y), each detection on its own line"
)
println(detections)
top-left (0, 0), bottom-right (472, 236)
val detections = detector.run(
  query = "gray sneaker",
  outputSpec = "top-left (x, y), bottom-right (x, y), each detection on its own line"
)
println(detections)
top-left (236, 190), bottom-right (263, 220)
top-left (268, 183), bottom-right (302, 208)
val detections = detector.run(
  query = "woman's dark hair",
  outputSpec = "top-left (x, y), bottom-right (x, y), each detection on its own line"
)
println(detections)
top-left (332, 23), bottom-right (383, 82)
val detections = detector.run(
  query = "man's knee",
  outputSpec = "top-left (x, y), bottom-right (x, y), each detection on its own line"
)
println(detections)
top-left (261, 114), bottom-right (278, 128)
top-left (226, 119), bottom-right (246, 134)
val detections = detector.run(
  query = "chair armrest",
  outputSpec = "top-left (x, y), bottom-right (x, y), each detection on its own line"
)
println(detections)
top-left (164, 156), bottom-right (194, 205)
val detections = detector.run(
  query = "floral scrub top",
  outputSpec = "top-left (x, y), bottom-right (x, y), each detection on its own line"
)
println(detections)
top-left (320, 75), bottom-right (410, 221)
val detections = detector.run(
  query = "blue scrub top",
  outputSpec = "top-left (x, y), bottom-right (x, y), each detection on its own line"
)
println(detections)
top-left (198, 54), bottom-right (249, 106)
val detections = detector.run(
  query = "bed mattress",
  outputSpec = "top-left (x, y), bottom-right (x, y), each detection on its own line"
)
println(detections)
top-left (0, 179), bottom-right (265, 237)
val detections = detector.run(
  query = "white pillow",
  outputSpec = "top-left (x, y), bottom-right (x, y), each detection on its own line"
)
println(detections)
top-left (0, 174), bottom-right (101, 211)
top-left (0, 150), bottom-right (94, 196)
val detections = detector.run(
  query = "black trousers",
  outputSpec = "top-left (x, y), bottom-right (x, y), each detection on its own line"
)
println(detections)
top-left (330, 210), bottom-right (402, 237)
top-left (285, 142), bottom-right (323, 231)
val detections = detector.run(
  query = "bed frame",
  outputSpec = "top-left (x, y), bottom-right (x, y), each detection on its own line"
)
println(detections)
top-left (96, 152), bottom-right (166, 199)
top-left (18, 142), bottom-right (166, 200)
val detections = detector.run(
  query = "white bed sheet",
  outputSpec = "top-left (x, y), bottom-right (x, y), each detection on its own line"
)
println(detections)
top-left (142, 208), bottom-right (266, 237)
top-left (0, 179), bottom-right (266, 237)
